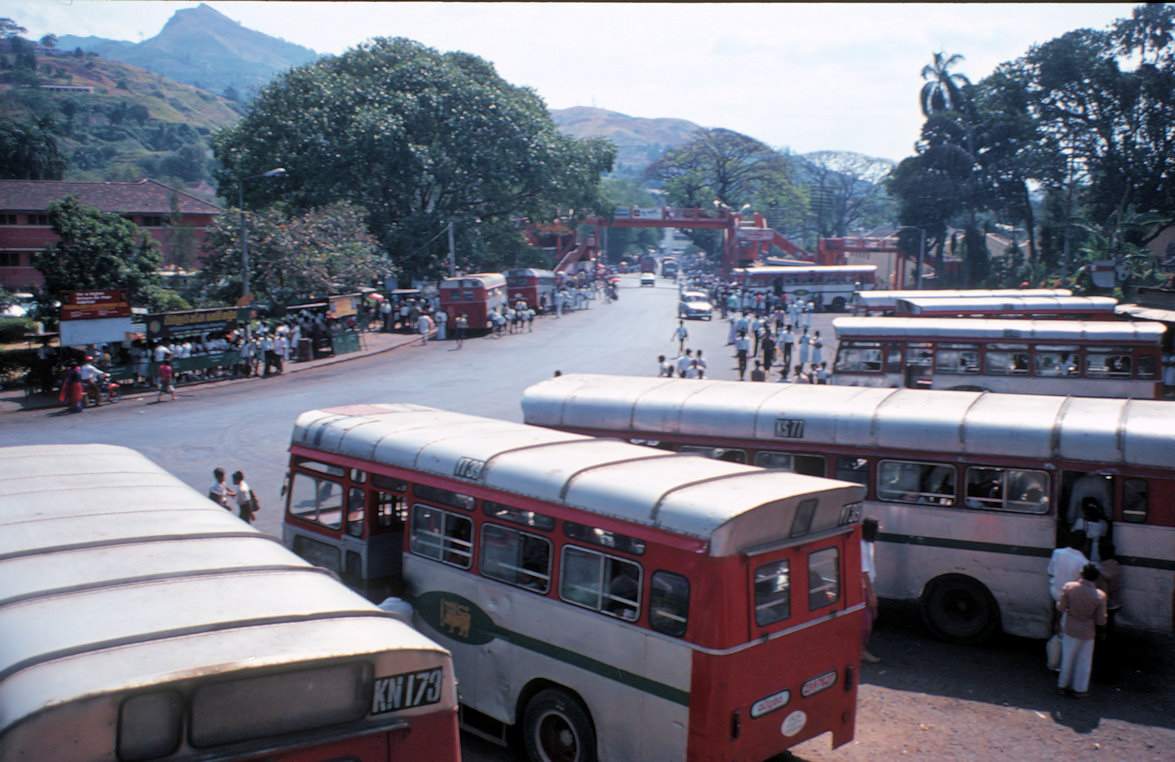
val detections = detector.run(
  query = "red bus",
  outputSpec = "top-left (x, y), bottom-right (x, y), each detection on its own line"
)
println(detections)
top-left (283, 404), bottom-right (864, 761)
top-left (504, 267), bottom-right (557, 313)
top-left (894, 295), bottom-right (1119, 320)
top-left (438, 272), bottom-right (507, 333)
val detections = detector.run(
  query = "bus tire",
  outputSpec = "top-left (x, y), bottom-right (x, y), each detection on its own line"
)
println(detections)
top-left (919, 574), bottom-right (1000, 645)
top-left (523, 688), bottom-right (597, 762)
top-left (831, 296), bottom-right (846, 312)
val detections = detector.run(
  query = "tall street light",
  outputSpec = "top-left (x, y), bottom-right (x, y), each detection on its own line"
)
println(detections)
top-left (238, 167), bottom-right (286, 304)
top-left (897, 226), bottom-right (926, 289)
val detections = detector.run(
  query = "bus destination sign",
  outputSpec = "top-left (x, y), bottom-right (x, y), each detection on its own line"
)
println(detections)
top-left (773, 418), bottom-right (805, 439)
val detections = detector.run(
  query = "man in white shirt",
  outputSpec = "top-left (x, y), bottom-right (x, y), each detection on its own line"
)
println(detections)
top-left (1048, 532), bottom-right (1089, 604)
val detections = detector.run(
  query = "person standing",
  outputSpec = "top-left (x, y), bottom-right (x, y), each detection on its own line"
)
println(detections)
top-left (811, 330), bottom-right (825, 370)
top-left (435, 308), bottom-right (448, 341)
top-left (694, 350), bottom-right (707, 379)
top-left (798, 327), bottom-right (811, 373)
top-left (780, 325), bottom-right (794, 378)
top-left (1095, 539), bottom-right (1122, 682)
top-left (761, 330), bottom-right (776, 376)
top-left (232, 470), bottom-right (258, 524)
top-left (454, 313), bottom-right (468, 348)
top-left (156, 356), bottom-right (175, 402)
top-left (417, 311), bottom-right (434, 345)
top-left (735, 330), bottom-right (750, 381)
top-left (861, 518), bottom-right (881, 663)
top-left (676, 348), bottom-right (694, 378)
top-left (1056, 563), bottom-right (1108, 697)
top-left (207, 468), bottom-right (236, 510)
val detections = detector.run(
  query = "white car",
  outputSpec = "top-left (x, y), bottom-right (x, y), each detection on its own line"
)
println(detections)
top-left (640, 273), bottom-right (656, 287)
top-left (678, 290), bottom-right (713, 320)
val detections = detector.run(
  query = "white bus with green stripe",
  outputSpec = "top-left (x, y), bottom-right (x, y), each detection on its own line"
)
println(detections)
top-left (522, 374), bottom-right (1175, 645)
top-left (283, 403), bottom-right (866, 762)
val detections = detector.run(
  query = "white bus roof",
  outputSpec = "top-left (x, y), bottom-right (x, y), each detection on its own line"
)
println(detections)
top-left (291, 404), bottom-right (862, 556)
top-left (520, 374), bottom-right (1175, 470)
top-left (504, 268), bottom-right (555, 277)
top-left (832, 316), bottom-right (1165, 343)
top-left (0, 445), bottom-right (451, 747)
top-left (734, 265), bottom-right (877, 275)
top-left (440, 272), bottom-right (507, 288)
top-left (854, 289), bottom-right (1073, 310)
top-left (895, 295), bottom-right (1118, 315)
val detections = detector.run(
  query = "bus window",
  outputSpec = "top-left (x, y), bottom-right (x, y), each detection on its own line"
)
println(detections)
top-left (985, 344), bottom-right (1030, 375)
top-left (878, 460), bottom-right (956, 505)
top-left (560, 546), bottom-right (641, 621)
top-left (964, 467), bottom-right (1049, 513)
top-left (564, 520), bottom-right (646, 555)
top-left (1138, 354), bottom-right (1157, 378)
top-left (413, 483), bottom-right (475, 511)
top-left (753, 451), bottom-right (825, 476)
top-left (835, 344), bottom-right (882, 372)
top-left (885, 344), bottom-right (902, 372)
top-left (835, 457), bottom-right (869, 486)
top-left (484, 499), bottom-right (556, 531)
top-left (910, 342), bottom-right (933, 367)
top-left (293, 458), bottom-right (346, 477)
top-left (410, 505), bottom-right (473, 568)
top-left (807, 548), bottom-right (840, 610)
top-left (344, 487), bottom-right (366, 537)
top-left (1086, 351), bottom-right (1132, 377)
top-left (680, 444), bottom-right (747, 463)
top-left (935, 344), bottom-right (979, 375)
top-left (480, 523), bottom-right (552, 592)
top-left (1123, 478), bottom-right (1148, 523)
top-left (376, 491), bottom-right (408, 529)
top-left (649, 571), bottom-right (690, 636)
top-left (290, 473), bottom-right (344, 529)
top-left (753, 559), bottom-right (791, 626)
top-left (119, 691), bottom-right (182, 761)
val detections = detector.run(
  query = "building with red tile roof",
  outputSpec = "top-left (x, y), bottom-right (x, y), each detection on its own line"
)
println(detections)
top-left (0, 179), bottom-right (224, 290)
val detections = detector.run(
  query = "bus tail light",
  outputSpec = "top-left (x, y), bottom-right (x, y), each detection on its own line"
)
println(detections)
top-left (844, 665), bottom-right (855, 691)
top-left (731, 709), bottom-right (741, 739)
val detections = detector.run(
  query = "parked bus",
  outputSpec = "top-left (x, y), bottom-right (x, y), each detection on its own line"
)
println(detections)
top-left (520, 374), bottom-right (1175, 644)
top-left (283, 404), bottom-right (865, 761)
top-left (894, 295), bottom-right (1119, 320)
top-left (504, 267), bottom-right (557, 313)
top-left (438, 272), bottom-right (507, 333)
top-left (852, 288), bottom-right (1073, 316)
top-left (732, 265), bottom-right (877, 312)
top-left (832, 316), bottom-right (1165, 398)
top-left (0, 444), bottom-right (460, 762)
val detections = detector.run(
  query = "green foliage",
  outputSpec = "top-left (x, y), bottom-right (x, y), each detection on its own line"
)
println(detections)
top-left (198, 201), bottom-right (387, 305)
top-left (212, 37), bottom-right (614, 279)
top-left (0, 116), bottom-right (65, 179)
top-left (33, 196), bottom-right (168, 312)
top-left (598, 178), bottom-right (662, 257)
top-left (0, 317), bottom-right (34, 343)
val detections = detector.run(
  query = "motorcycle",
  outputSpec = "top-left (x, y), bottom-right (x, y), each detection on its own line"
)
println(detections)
top-left (84, 373), bottom-right (121, 407)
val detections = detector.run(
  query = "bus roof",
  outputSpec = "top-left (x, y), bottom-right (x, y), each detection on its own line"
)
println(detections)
top-left (440, 272), bottom-right (507, 288)
top-left (734, 265), bottom-right (877, 275)
top-left (832, 316), bottom-right (1165, 342)
top-left (520, 373), bottom-right (1175, 470)
top-left (291, 404), bottom-right (862, 555)
top-left (895, 295), bottom-right (1118, 315)
top-left (852, 289), bottom-right (1073, 310)
top-left (0, 444), bottom-right (450, 739)
top-left (503, 268), bottom-right (555, 277)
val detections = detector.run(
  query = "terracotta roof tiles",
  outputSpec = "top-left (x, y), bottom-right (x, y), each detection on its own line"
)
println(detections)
top-left (0, 179), bottom-right (223, 216)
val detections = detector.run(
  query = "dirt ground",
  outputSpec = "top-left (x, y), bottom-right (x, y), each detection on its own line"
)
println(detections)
top-left (787, 601), bottom-right (1175, 761)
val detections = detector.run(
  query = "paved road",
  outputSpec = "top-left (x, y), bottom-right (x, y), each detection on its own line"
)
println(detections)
top-left (4, 274), bottom-right (1171, 761)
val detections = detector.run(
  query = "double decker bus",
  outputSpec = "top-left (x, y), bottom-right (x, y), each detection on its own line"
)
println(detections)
top-left (504, 267), bottom-right (557, 312)
top-left (0, 444), bottom-right (460, 762)
top-left (521, 374), bottom-right (1175, 645)
top-left (893, 295), bottom-right (1119, 320)
top-left (832, 316), bottom-right (1165, 398)
top-left (851, 288), bottom-right (1073, 316)
top-left (732, 265), bottom-right (877, 312)
top-left (438, 272), bottom-right (507, 333)
top-left (283, 404), bottom-right (865, 761)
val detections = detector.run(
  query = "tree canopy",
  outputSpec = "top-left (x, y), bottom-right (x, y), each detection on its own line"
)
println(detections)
top-left (212, 37), bottom-right (614, 279)
top-left (0, 117), bottom-right (66, 180)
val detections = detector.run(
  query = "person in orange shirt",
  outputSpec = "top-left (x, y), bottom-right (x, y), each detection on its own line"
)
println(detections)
top-left (1056, 563), bottom-right (1108, 697)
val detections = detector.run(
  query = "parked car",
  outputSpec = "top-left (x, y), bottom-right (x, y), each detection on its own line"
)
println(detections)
top-left (678, 290), bottom-right (713, 320)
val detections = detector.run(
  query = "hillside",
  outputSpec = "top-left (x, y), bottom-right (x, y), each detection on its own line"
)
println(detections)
top-left (0, 45), bottom-right (243, 200)
top-left (58, 3), bottom-right (319, 98)
top-left (551, 106), bottom-right (702, 174)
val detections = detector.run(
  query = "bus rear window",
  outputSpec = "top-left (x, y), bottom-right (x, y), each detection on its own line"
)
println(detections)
top-left (753, 559), bottom-right (790, 626)
top-left (190, 663), bottom-right (370, 748)
top-left (808, 548), bottom-right (840, 610)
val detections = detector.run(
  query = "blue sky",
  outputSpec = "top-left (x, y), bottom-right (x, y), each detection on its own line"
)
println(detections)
top-left (8, 2), bottom-right (1140, 162)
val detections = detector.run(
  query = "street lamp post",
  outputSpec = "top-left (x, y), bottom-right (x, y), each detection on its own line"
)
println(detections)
top-left (897, 226), bottom-right (926, 289)
top-left (238, 167), bottom-right (286, 304)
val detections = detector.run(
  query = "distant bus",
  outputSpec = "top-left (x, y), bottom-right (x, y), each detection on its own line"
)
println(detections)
top-left (521, 374), bottom-right (1175, 644)
top-left (283, 404), bottom-right (865, 761)
top-left (852, 288), bottom-right (1073, 316)
top-left (0, 444), bottom-right (460, 762)
top-left (438, 272), bottom-right (507, 333)
top-left (732, 265), bottom-right (877, 312)
top-left (661, 257), bottom-right (679, 277)
top-left (894, 295), bottom-right (1119, 320)
top-left (832, 316), bottom-right (1165, 398)
top-left (640, 254), bottom-right (657, 273)
top-left (504, 267), bottom-right (557, 313)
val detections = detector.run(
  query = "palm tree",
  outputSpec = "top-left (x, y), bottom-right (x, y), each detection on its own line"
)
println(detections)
top-left (920, 52), bottom-right (971, 117)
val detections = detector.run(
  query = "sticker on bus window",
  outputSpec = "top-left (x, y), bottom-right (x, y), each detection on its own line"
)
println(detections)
top-left (773, 419), bottom-right (805, 439)
top-left (372, 667), bottom-right (445, 714)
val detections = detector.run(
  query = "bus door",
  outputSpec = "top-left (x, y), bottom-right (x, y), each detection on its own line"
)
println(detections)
top-left (904, 342), bottom-right (934, 388)
top-left (364, 473), bottom-right (411, 597)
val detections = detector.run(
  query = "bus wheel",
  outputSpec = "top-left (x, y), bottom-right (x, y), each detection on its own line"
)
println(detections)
top-left (831, 296), bottom-right (846, 312)
top-left (919, 574), bottom-right (1000, 645)
top-left (523, 688), bottom-right (597, 762)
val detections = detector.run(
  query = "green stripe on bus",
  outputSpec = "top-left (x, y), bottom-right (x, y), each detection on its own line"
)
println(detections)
top-left (879, 532), bottom-right (1175, 571)
top-left (410, 590), bottom-right (690, 707)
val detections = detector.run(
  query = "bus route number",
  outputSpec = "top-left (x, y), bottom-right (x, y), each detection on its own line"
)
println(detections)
top-left (372, 667), bottom-right (445, 714)
top-left (454, 457), bottom-right (484, 480)
top-left (773, 419), bottom-right (805, 439)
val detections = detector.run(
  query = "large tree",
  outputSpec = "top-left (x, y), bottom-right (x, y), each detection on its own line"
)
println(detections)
top-left (212, 38), bottom-right (614, 279)
top-left (802, 151), bottom-right (895, 238)
top-left (0, 117), bottom-right (66, 180)
top-left (34, 196), bottom-right (173, 312)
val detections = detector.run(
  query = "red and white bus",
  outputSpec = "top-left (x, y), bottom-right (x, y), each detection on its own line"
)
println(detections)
top-left (0, 444), bottom-right (460, 762)
top-left (732, 265), bottom-right (877, 312)
top-left (283, 404), bottom-right (864, 761)
top-left (521, 374), bottom-right (1175, 645)
top-left (832, 316), bottom-right (1165, 398)
top-left (438, 272), bottom-right (507, 333)
top-left (894, 295), bottom-right (1119, 320)
top-left (504, 267), bottom-right (557, 313)
top-left (852, 288), bottom-right (1073, 316)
